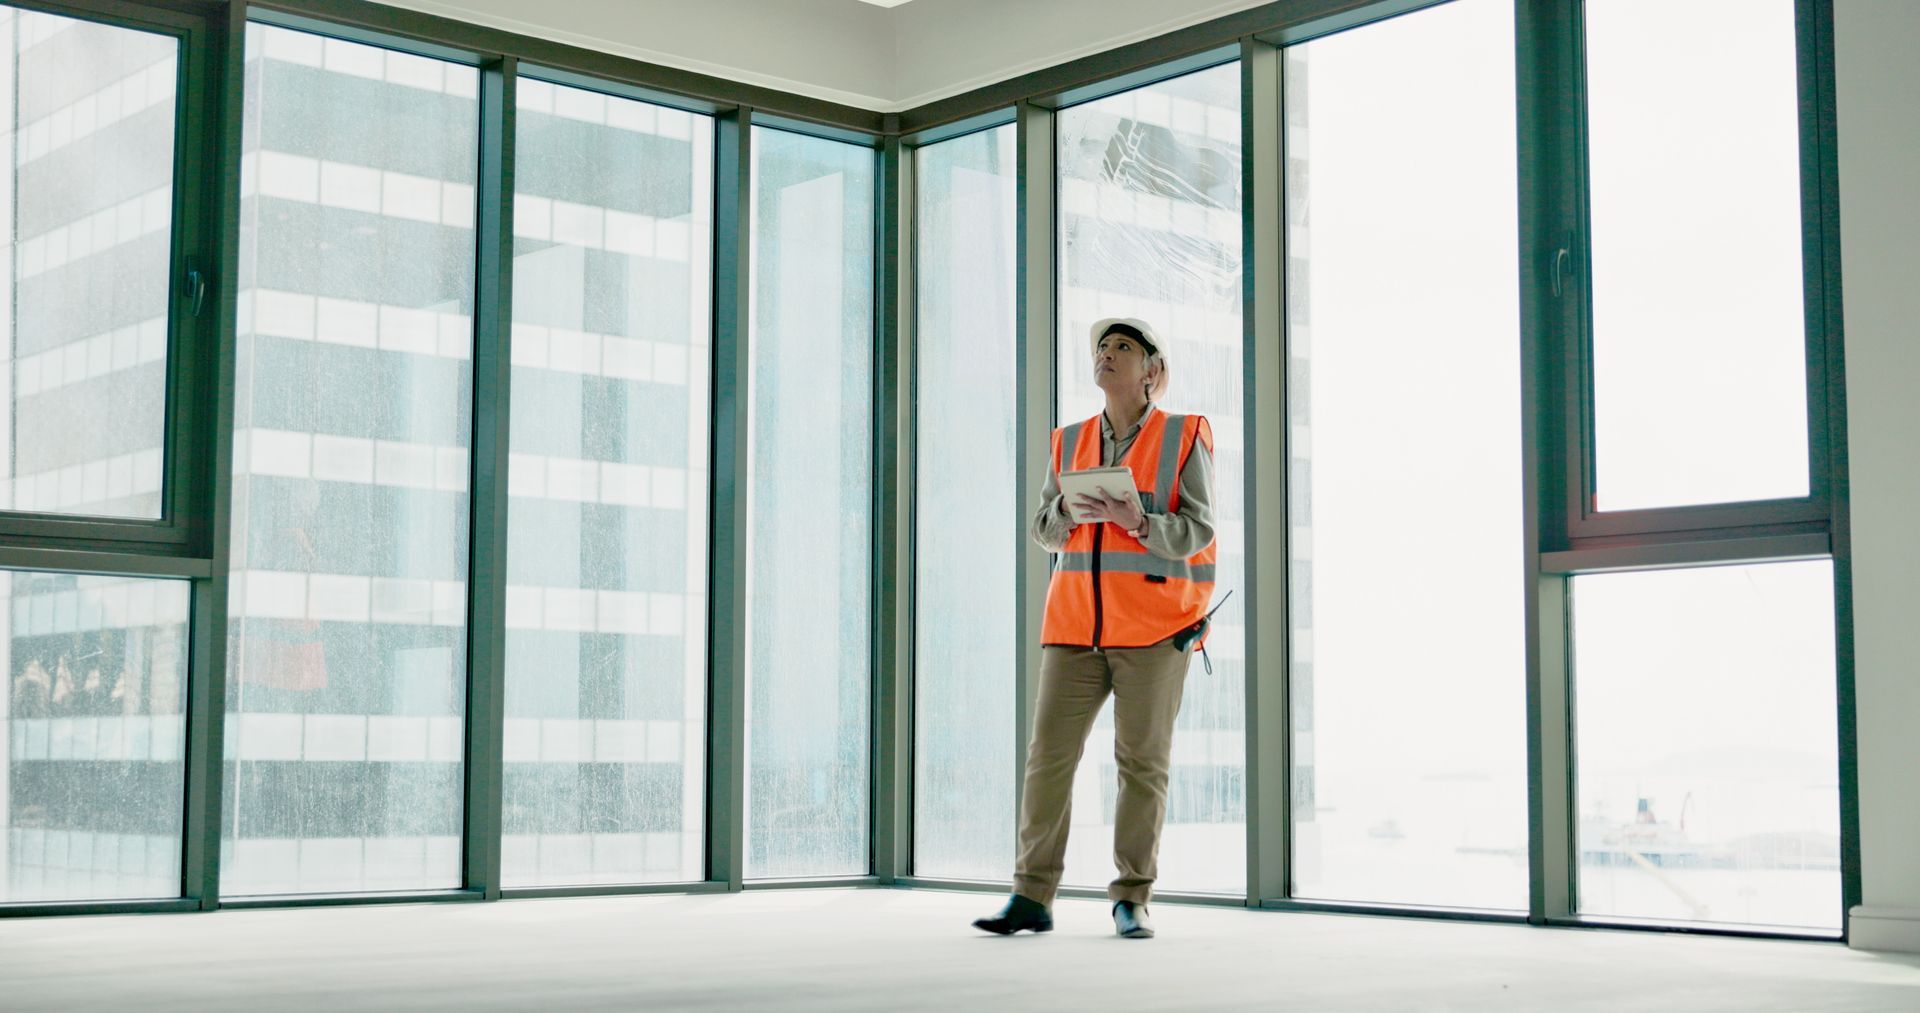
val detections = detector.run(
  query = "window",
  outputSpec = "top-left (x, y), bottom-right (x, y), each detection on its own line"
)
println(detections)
top-left (1584, 0), bottom-right (1810, 511)
top-left (0, 0), bottom-right (1849, 930)
top-left (499, 79), bottom-right (713, 888)
top-left (1056, 63), bottom-right (1245, 896)
top-left (2, 572), bottom-right (189, 902)
top-left (744, 127), bottom-right (874, 879)
top-left (1572, 561), bottom-right (1840, 931)
top-left (911, 125), bottom-right (1017, 881)
top-left (1284, 0), bottom-right (1528, 910)
top-left (223, 24), bottom-right (477, 895)
top-left (1, 9), bottom-right (179, 520)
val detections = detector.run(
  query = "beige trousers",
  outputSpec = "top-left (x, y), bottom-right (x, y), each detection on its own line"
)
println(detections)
top-left (1012, 639), bottom-right (1191, 907)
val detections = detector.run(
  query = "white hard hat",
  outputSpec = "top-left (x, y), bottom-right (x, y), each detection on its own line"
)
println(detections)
top-left (1088, 317), bottom-right (1162, 359)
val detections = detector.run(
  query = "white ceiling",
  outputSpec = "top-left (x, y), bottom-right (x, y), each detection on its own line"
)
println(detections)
top-left (366, 0), bottom-right (1274, 111)
top-left (887, 0), bottom-right (1270, 109)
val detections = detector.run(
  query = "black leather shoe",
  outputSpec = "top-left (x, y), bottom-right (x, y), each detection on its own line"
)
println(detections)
top-left (972, 893), bottom-right (1053, 935)
top-left (1112, 900), bottom-right (1154, 938)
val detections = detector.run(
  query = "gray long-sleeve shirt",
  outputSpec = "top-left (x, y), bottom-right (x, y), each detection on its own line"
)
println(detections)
top-left (1029, 404), bottom-right (1216, 561)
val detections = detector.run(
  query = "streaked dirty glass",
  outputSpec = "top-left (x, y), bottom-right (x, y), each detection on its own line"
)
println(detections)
top-left (912, 125), bottom-right (1018, 882)
top-left (2, 572), bottom-right (190, 902)
top-left (744, 127), bottom-right (874, 879)
top-left (222, 24), bottom-right (476, 896)
top-left (500, 78), bottom-right (714, 888)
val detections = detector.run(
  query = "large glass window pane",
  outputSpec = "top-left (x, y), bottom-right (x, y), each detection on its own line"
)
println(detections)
top-left (1573, 561), bottom-right (1840, 931)
top-left (223, 25), bottom-right (476, 895)
top-left (1586, 0), bottom-right (1809, 510)
top-left (0, 10), bottom-right (177, 519)
top-left (1285, 0), bottom-right (1528, 910)
top-left (912, 125), bottom-right (1016, 881)
top-left (745, 128), bottom-right (873, 879)
top-left (501, 79), bottom-right (713, 888)
top-left (1056, 63), bottom-right (1245, 896)
top-left (2, 572), bottom-right (188, 902)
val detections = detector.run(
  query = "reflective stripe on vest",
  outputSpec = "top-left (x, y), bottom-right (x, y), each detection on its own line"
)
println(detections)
top-left (1040, 408), bottom-right (1217, 649)
top-left (1053, 552), bottom-right (1217, 584)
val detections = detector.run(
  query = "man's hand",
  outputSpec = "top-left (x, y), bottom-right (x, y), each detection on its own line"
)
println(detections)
top-left (1072, 488), bottom-right (1144, 533)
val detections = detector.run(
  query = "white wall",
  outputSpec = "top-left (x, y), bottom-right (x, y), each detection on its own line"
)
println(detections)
top-left (370, 0), bottom-right (897, 108)
top-left (1834, 0), bottom-right (1920, 955)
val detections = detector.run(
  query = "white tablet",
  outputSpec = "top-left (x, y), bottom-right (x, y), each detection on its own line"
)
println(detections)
top-left (1058, 466), bottom-right (1142, 525)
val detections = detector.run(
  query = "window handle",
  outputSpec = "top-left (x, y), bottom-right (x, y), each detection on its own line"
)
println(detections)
top-left (186, 257), bottom-right (208, 318)
top-left (1550, 244), bottom-right (1571, 298)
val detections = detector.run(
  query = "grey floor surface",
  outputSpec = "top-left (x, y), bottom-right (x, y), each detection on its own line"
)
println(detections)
top-left (3, 888), bottom-right (1919, 1011)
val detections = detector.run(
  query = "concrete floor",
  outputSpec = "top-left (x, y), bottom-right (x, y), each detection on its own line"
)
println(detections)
top-left (3, 889), bottom-right (1919, 1011)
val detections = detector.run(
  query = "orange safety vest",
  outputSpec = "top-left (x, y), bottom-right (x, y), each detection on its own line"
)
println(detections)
top-left (1041, 407), bottom-right (1217, 649)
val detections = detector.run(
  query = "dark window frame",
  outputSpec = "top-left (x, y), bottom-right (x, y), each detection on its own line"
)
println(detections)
top-left (0, 0), bottom-right (220, 559)
top-left (1550, 0), bottom-right (1843, 547)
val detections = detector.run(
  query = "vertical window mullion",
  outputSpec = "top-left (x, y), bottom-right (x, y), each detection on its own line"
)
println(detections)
top-left (1792, 0), bottom-right (1834, 513)
top-left (182, 0), bottom-right (248, 911)
top-left (873, 135), bottom-right (910, 882)
top-left (1800, 0), bottom-right (1862, 928)
top-left (167, 13), bottom-right (215, 542)
top-left (1516, 0), bottom-right (1588, 926)
top-left (461, 53), bottom-right (514, 900)
top-left (706, 107), bottom-right (750, 891)
top-left (1240, 37), bottom-right (1287, 907)
top-left (1010, 100), bottom-right (1054, 860)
